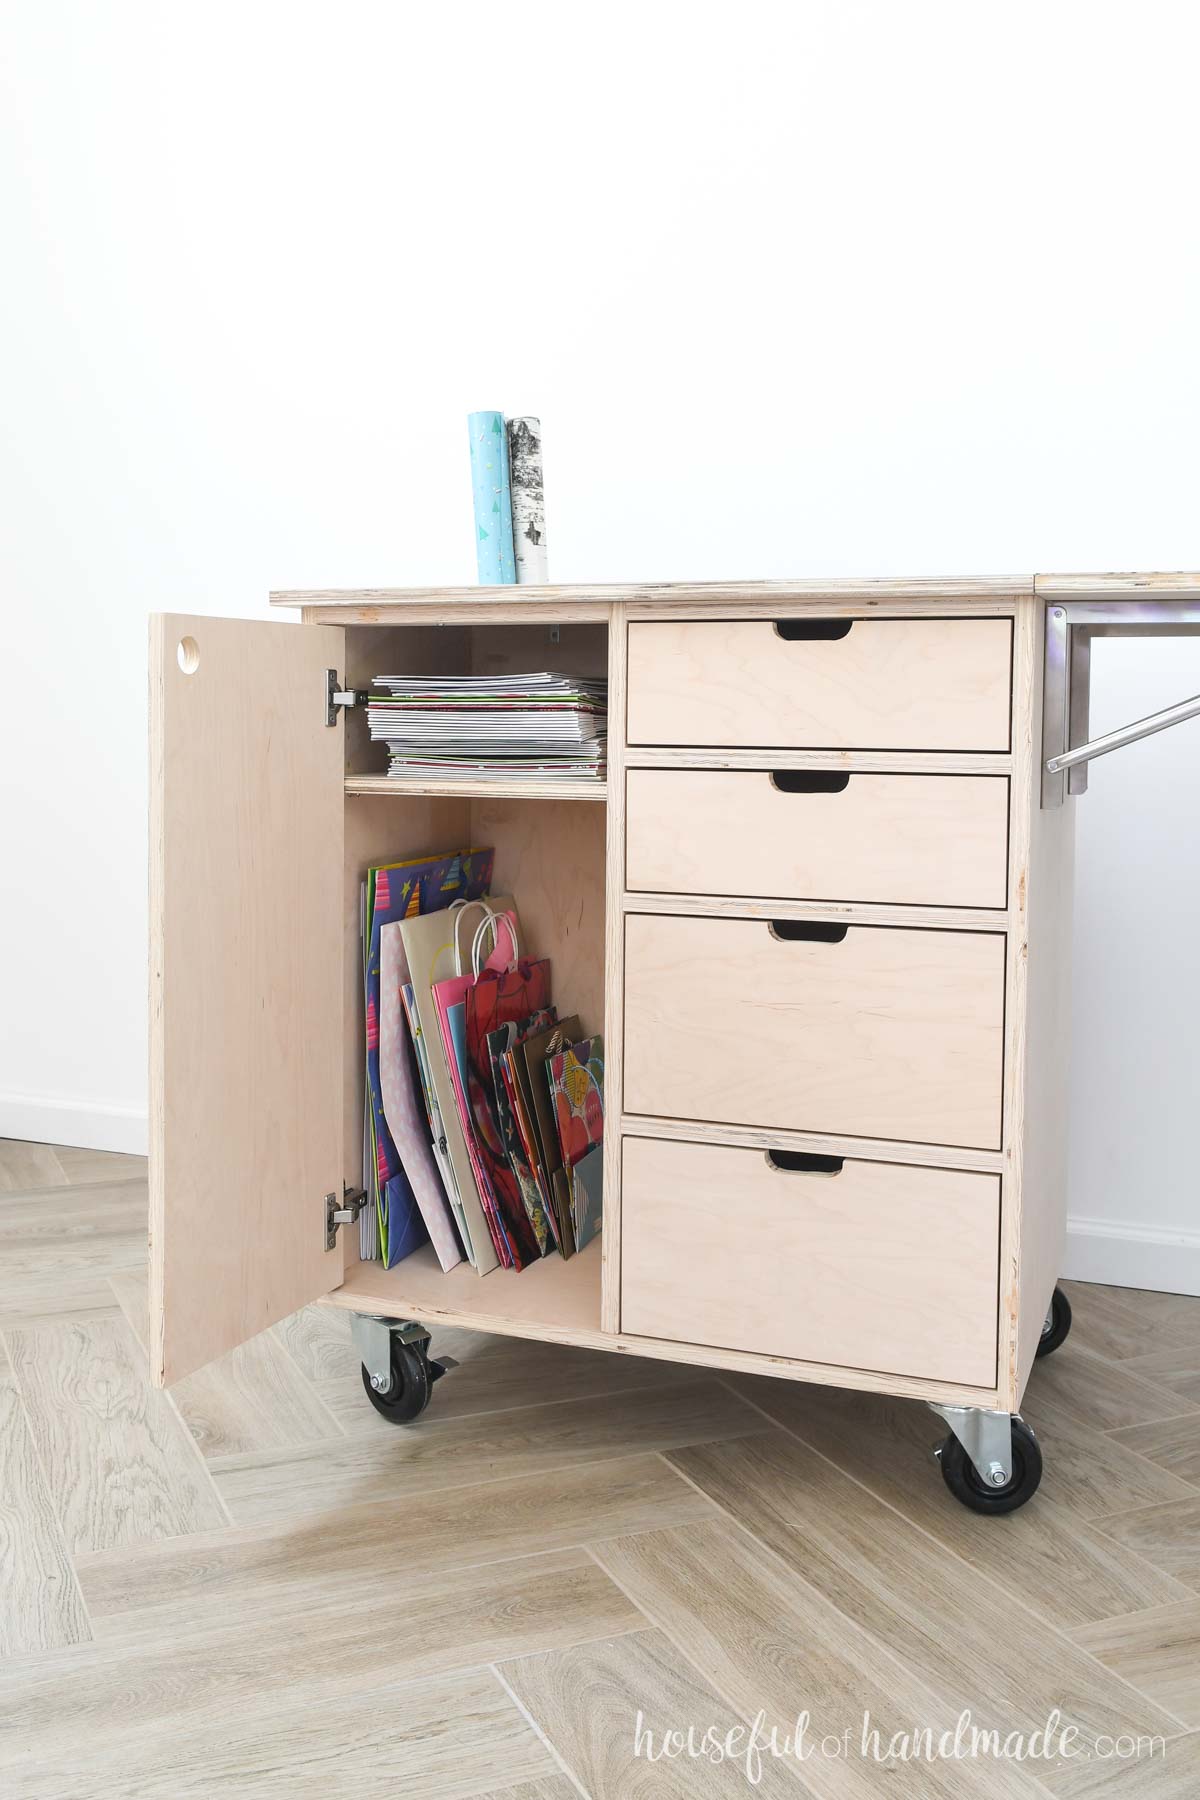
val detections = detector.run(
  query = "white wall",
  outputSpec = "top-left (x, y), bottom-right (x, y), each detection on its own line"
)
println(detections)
top-left (1065, 641), bottom-right (1200, 1293)
top-left (1, 4), bottom-right (1197, 1281)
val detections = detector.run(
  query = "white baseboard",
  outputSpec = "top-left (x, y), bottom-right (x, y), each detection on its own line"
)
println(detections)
top-left (1063, 1214), bottom-right (1200, 1298)
top-left (0, 1091), bottom-right (148, 1157)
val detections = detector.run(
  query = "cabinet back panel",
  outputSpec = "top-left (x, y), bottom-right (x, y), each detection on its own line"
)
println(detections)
top-left (472, 798), bottom-right (608, 1038)
top-left (471, 622), bottom-right (609, 682)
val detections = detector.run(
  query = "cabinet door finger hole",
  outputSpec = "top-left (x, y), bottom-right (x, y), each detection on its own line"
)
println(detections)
top-left (177, 636), bottom-right (200, 674)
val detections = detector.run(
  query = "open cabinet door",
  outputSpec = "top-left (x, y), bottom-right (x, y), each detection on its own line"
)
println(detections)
top-left (149, 614), bottom-right (346, 1385)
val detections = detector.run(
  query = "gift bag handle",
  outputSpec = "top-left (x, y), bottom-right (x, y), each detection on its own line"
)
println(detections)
top-left (471, 908), bottom-right (520, 977)
top-left (449, 897), bottom-right (502, 977)
top-left (428, 898), bottom-right (495, 986)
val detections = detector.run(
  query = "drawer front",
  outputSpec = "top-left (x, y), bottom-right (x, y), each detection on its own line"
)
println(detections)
top-left (621, 1136), bottom-right (1000, 1386)
top-left (625, 769), bottom-right (1009, 907)
top-left (626, 617), bottom-right (1013, 750)
top-left (623, 914), bottom-right (1005, 1150)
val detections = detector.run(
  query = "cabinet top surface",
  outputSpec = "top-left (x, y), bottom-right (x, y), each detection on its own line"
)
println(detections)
top-left (270, 572), bottom-right (1200, 617)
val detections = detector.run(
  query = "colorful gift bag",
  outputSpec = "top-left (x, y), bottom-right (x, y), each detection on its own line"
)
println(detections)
top-left (548, 1036), bottom-right (605, 1169)
top-left (486, 1011), bottom-right (559, 1256)
top-left (431, 904), bottom-right (523, 1267)
top-left (398, 895), bottom-right (512, 1274)
top-left (378, 924), bottom-right (464, 1272)
top-left (461, 913), bottom-right (552, 1271)
top-left (363, 846), bottom-right (493, 1266)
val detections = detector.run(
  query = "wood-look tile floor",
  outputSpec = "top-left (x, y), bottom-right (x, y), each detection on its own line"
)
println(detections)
top-left (2, 1140), bottom-right (1199, 1797)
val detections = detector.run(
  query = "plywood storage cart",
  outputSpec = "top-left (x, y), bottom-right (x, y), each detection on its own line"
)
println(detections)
top-left (149, 573), bottom-right (1200, 1514)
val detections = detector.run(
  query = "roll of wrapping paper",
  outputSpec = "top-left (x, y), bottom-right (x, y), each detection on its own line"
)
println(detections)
top-left (467, 410), bottom-right (516, 584)
top-left (507, 416), bottom-right (549, 584)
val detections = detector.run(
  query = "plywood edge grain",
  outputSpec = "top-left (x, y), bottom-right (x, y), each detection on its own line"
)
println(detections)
top-left (273, 575), bottom-right (1200, 627)
top-left (619, 1114), bottom-right (1006, 1174)
top-left (621, 892), bottom-right (1010, 930)
top-left (601, 604), bottom-right (628, 1334)
top-left (323, 1256), bottom-right (999, 1408)
top-left (1035, 571), bottom-right (1200, 599)
top-left (624, 747), bottom-right (1014, 774)
top-left (272, 578), bottom-right (1036, 611)
top-left (147, 616), bottom-right (167, 1387)
top-left (345, 775), bottom-right (607, 802)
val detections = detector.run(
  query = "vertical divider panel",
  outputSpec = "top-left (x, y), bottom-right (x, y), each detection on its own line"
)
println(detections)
top-left (602, 602), bottom-right (628, 1333)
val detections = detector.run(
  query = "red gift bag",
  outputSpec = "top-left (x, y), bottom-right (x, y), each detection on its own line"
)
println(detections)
top-left (462, 912), bottom-right (552, 1271)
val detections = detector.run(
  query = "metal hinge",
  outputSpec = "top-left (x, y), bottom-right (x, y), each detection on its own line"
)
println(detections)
top-left (325, 669), bottom-right (370, 726)
top-left (325, 1186), bottom-right (367, 1249)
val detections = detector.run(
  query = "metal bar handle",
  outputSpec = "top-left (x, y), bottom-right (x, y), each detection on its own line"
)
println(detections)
top-left (1045, 691), bottom-right (1200, 775)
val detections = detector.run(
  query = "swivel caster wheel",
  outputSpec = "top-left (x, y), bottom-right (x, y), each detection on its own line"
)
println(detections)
top-left (1036, 1285), bottom-right (1073, 1359)
top-left (937, 1417), bottom-right (1043, 1514)
top-left (361, 1337), bottom-right (447, 1423)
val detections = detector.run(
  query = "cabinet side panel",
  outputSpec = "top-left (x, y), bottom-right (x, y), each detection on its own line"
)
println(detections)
top-left (342, 626), bottom-right (471, 776)
top-left (1006, 598), bottom-right (1076, 1403)
top-left (1015, 797), bottom-right (1075, 1398)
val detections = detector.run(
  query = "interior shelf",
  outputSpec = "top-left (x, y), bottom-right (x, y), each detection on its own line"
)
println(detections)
top-left (344, 775), bottom-right (607, 802)
top-left (328, 1238), bottom-right (607, 1347)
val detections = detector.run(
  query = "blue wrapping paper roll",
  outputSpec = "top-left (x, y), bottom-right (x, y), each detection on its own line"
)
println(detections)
top-left (467, 410), bottom-right (516, 584)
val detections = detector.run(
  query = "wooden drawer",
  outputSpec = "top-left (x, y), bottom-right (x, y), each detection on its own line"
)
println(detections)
top-left (625, 769), bottom-right (1009, 907)
top-left (623, 914), bottom-right (1005, 1149)
top-left (620, 1136), bottom-right (1000, 1386)
top-left (625, 617), bottom-right (1012, 750)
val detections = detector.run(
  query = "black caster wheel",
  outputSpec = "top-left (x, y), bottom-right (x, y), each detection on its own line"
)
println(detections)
top-left (1036, 1285), bottom-right (1073, 1359)
top-left (361, 1339), bottom-right (446, 1424)
top-left (938, 1418), bottom-right (1043, 1514)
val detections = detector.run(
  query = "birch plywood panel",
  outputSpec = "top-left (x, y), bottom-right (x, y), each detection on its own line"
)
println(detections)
top-left (473, 795), bottom-right (608, 1036)
top-left (625, 768), bottom-right (1010, 907)
top-left (149, 614), bottom-right (345, 1386)
top-left (621, 1137), bottom-right (999, 1385)
top-left (626, 617), bottom-right (1014, 750)
top-left (624, 915), bottom-right (1006, 1150)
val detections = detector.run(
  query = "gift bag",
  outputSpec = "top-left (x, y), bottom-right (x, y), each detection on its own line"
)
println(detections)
top-left (486, 1011), bottom-right (559, 1256)
top-left (431, 901), bottom-right (525, 1267)
top-left (398, 894), bottom-right (511, 1274)
top-left (462, 911), bottom-right (553, 1271)
top-left (363, 846), bottom-right (493, 1266)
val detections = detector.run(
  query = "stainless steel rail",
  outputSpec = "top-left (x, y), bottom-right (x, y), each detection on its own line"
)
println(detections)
top-left (1042, 600), bottom-right (1200, 806)
top-left (1045, 691), bottom-right (1200, 776)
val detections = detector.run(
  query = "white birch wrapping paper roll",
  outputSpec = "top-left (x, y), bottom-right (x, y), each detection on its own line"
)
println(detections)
top-left (506, 416), bottom-right (549, 584)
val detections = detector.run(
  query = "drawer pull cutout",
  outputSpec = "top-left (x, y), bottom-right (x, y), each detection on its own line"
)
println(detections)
top-left (766, 1150), bottom-right (844, 1175)
top-left (768, 920), bottom-right (848, 944)
top-left (769, 771), bottom-right (850, 794)
top-left (774, 619), bottom-right (854, 642)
